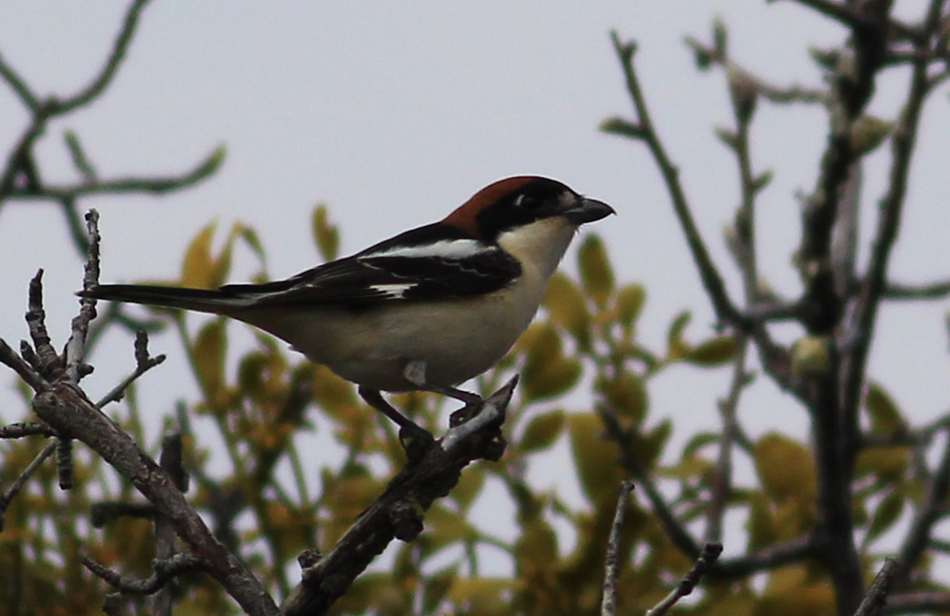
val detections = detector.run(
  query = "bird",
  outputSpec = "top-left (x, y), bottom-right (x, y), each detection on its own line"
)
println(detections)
top-left (81, 176), bottom-right (614, 446)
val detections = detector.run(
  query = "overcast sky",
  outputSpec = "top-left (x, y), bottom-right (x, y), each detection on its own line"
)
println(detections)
top-left (1, 1), bottom-right (947, 568)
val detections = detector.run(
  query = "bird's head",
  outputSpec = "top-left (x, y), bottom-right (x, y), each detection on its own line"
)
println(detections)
top-left (442, 176), bottom-right (615, 242)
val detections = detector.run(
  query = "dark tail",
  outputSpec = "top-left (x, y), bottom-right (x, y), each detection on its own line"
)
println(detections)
top-left (79, 284), bottom-right (248, 315)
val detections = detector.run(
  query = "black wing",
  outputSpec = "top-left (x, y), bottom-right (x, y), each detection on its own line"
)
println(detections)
top-left (223, 224), bottom-right (521, 310)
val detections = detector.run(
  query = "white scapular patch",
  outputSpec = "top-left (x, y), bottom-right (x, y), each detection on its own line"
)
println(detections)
top-left (369, 282), bottom-right (417, 298)
top-left (365, 239), bottom-right (489, 260)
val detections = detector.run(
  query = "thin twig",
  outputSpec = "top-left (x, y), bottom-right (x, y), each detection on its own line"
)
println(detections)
top-left (854, 558), bottom-right (900, 616)
top-left (0, 421), bottom-right (55, 439)
top-left (601, 481), bottom-right (635, 616)
top-left (884, 279), bottom-right (950, 300)
top-left (64, 209), bottom-right (101, 383)
top-left (53, 0), bottom-right (152, 115)
top-left (82, 552), bottom-right (207, 595)
top-left (645, 542), bottom-right (723, 616)
top-left (3, 147), bottom-right (225, 202)
top-left (596, 403), bottom-right (701, 558)
top-left (606, 31), bottom-right (744, 329)
top-left (684, 35), bottom-right (827, 105)
top-left (95, 331), bottom-right (166, 408)
top-left (0, 337), bottom-right (47, 391)
top-left (0, 49), bottom-right (40, 110)
top-left (0, 441), bottom-right (56, 531)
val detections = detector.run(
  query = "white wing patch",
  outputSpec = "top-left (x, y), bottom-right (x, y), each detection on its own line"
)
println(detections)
top-left (364, 239), bottom-right (490, 260)
top-left (369, 282), bottom-right (417, 299)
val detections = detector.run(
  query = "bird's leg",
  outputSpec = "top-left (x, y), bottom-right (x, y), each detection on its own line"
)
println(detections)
top-left (358, 385), bottom-right (434, 461)
top-left (403, 360), bottom-right (484, 426)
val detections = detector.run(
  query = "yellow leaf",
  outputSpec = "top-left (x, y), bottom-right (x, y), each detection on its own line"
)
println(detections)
top-left (855, 447), bottom-right (908, 481)
top-left (452, 467), bottom-right (484, 512)
top-left (522, 357), bottom-right (581, 401)
top-left (519, 410), bottom-right (566, 454)
top-left (515, 518), bottom-right (559, 572)
top-left (193, 319), bottom-right (226, 400)
top-left (181, 223), bottom-right (217, 289)
top-left (686, 336), bottom-right (736, 366)
top-left (754, 433), bottom-right (816, 503)
top-left (578, 234), bottom-right (614, 307)
top-left (426, 504), bottom-right (475, 552)
top-left (569, 413), bottom-right (623, 505)
top-left (615, 284), bottom-right (646, 329)
top-left (519, 322), bottom-right (581, 401)
top-left (312, 364), bottom-right (359, 421)
top-left (598, 372), bottom-right (648, 424)
top-left (543, 272), bottom-right (590, 345)
top-left (447, 578), bottom-right (513, 612)
top-left (312, 204), bottom-right (340, 262)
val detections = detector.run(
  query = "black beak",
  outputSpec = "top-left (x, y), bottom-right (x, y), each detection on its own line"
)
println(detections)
top-left (563, 197), bottom-right (616, 224)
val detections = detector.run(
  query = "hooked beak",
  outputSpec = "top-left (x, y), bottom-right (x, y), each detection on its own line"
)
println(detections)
top-left (562, 197), bottom-right (616, 225)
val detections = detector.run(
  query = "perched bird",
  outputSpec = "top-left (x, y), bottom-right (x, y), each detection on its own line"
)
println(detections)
top-left (82, 176), bottom-right (614, 442)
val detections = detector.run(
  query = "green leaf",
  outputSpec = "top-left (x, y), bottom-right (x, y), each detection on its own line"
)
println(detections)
top-left (578, 234), bottom-right (614, 307)
top-left (638, 419), bottom-right (672, 469)
top-left (666, 311), bottom-right (692, 360)
top-left (864, 490), bottom-right (904, 546)
top-left (519, 410), bottom-right (566, 454)
top-left (312, 204), bottom-right (340, 262)
top-left (181, 223), bottom-right (216, 289)
top-left (686, 336), bottom-right (737, 366)
top-left (683, 432), bottom-right (719, 458)
top-left (865, 381), bottom-right (905, 434)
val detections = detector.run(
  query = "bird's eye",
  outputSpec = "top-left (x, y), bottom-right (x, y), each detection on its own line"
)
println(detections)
top-left (513, 193), bottom-right (538, 210)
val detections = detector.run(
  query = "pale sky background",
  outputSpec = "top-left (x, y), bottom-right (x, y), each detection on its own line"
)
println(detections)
top-left (1, 1), bottom-right (948, 575)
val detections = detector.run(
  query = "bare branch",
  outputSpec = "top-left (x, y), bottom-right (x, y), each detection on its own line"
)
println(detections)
top-left (883, 590), bottom-right (950, 614)
top-left (0, 337), bottom-right (47, 391)
top-left (884, 279), bottom-right (950, 300)
top-left (95, 331), bottom-right (166, 408)
top-left (645, 542), bottom-right (723, 616)
top-left (63, 210), bottom-right (101, 384)
top-left (4, 145), bottom-right (226, 203)
top-left (33, 383), bottom-right (278, 615)
top-left (712, 534), bottom-right (816, 578)
top-left (0, 421), bottom-right (55, 439)
top-left (280, 378), bottom-right (518, 616)
top-left (854, 558), bottom-right (899, 616)
top-left (606, 31), bottom-right (745, 330)
top-left (0, 441), bottom-right (56, 531)
top-left (684, 35), bottom-right (827, 105)
top-left (82, 552), bottom-right (208, 595)
top-left (53, 0), bottom-right (152, 115)
top-left (154, 429), bottom-right (187, 616)
top-left (0, 49), bottom-right (40, 110)
top-left (894, 426), bottom-right (950, 584)
top-left (26, 270), bottom-right (63, 380)
top-left (596, 402), bottom-right (701, 558)
top-left (601, 481), bottom-right (635, 616)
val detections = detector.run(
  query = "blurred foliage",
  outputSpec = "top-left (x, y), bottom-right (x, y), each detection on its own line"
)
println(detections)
top-left (3, 213), bottom-right (936, 616)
